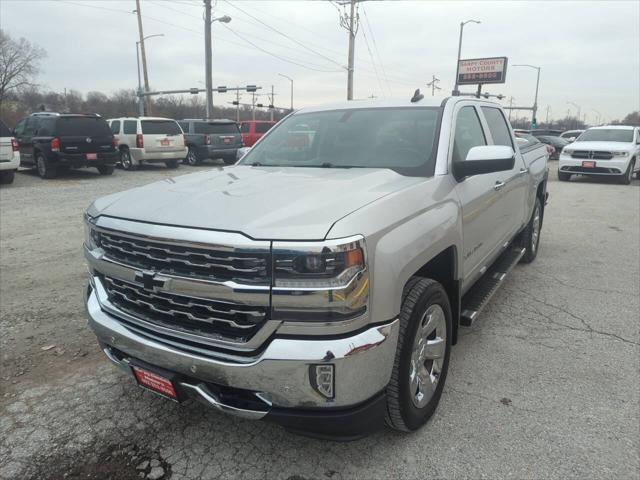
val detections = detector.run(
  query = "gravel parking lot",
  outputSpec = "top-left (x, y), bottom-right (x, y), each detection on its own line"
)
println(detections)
top-left (1, 164), bottom-right (638, 480)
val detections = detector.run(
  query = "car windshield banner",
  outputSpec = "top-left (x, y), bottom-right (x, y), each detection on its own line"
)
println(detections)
top-left (458, 57), bottom-right (508, 85)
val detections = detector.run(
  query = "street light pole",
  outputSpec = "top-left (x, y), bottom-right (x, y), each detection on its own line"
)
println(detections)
top-left (203, 1), bottom-right (232, 119)
top-left (135, 34), bottom-right (164, 117)
top-left (278, 73), bottom-right (293, 111)
top-left (567, 101), bottom-right (581, 129)
top-left (513, 64), bottom-right (541, 128)
top-left (453, 19), bottom-right (481, 96)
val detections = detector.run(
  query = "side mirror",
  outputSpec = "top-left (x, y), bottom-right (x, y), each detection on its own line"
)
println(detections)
top-left (453, 145), bottom-right (515, 180)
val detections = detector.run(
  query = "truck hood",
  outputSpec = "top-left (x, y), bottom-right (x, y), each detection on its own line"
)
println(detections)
top-left (92, 165), bottom-right (423, 240)
top-left (567, 141), bottom-right (633, 152)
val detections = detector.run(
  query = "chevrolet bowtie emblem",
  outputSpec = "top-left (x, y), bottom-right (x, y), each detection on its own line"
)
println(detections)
top-left (134, 271), bottom-right (168, 291)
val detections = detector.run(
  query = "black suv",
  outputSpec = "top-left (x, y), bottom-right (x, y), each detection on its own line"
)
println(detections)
top-left (178, 119), bottom-right (243, 166)
top-left (13, 113), bottom-right (119, 179)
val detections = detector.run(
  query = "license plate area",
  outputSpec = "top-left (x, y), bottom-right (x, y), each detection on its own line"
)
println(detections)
top-left (582, 160), bottom-right (595, 168)
top-left (131, 363), bottom-right (180, 402)
top-left (86, 153), bottom-right (98, 160)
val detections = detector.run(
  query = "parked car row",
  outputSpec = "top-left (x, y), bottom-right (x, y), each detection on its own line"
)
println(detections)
top-left (2, 112), bottom-right (276, 181)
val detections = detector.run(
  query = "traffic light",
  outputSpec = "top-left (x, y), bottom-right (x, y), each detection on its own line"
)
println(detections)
top-left (232, 101), bottom-right (239, 105)
top-left (246, 85), bottom-right (257, 92)
top-left (531, 118), bottom-right (537, 129)
top-left (217, 86), bottom-right (227, 93)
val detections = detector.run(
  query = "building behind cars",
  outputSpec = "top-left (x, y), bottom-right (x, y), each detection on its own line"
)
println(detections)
top-left (13, 113), bottom-right (118, 179)
top-left (559, 125), bottom-right (640, 184)
top-left (0, 119), bottom-right (20, 184)
top-left (240, 120), bottom-right (275, 147)
top-left (108, 117), bottom-right (186, 170)
top-left (178, 119), bottom-right (243, 165)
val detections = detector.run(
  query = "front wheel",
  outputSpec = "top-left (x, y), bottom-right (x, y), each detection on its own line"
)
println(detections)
top-left (558, 170), bottom-right (571, 181)
top-left (223, 155), bottom-right (236, 165)
top-left (386, 278), bottom-right (452, 432)
top-left (165, 159), bottom-right (180, 169)
top-left (619, 159), bottom-right (635, 185)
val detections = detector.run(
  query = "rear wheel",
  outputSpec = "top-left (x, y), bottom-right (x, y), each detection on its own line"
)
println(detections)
top-left (97, 165), bottom-right (114, 175)
top-left (185, 147), bottom-right (200, 166)
top-left (0, 170), bottom-right (15, 184)
top-left (36, 154), bottom-right (57, 179)
top-left (520, 197), bottom-right (542, 264)
top-left (120, 149), bottom-right (136, 170)
top-left (558, 170), bottom-right (571, 181)
top-left (165, 159), bottom-right (180, 169)
top-left (386, 278), bottom-right (452, 432)
top-left (223, 155), bottom-right (236, 165)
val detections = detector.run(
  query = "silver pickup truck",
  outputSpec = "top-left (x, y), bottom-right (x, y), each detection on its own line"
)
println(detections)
top-left (83, 96), bottom-right (548, 439)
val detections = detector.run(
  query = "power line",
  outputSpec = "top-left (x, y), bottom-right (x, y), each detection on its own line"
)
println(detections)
top-left (360, 23), bottom-right (385, 97)
top-left (362, 7), bottom-right (392, 96)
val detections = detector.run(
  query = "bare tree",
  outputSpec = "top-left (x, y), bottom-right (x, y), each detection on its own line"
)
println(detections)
top-left (0, 30), bottom-right (46, 107)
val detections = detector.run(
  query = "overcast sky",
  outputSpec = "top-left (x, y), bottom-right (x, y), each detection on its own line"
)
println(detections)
top-left (1, 0), bottom-right (638, 123)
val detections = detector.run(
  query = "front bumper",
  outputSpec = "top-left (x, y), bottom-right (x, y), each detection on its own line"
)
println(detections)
top-left (86, 282), bottom-right (398, 429)
top-left (558, 155), bottom-right (630, 175)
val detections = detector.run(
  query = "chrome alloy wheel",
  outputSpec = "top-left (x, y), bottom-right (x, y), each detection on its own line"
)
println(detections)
top-left (409, 304), bottom-right (447, 408)
top-left (531, 204), bottom-right (541, 253)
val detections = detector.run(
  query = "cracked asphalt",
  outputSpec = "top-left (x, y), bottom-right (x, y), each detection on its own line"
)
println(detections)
top-left (1, 165), bottom-right (639, 479)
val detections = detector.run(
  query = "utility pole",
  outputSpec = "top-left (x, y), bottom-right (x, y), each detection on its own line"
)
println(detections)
top-left (269, 85), bottom-right (275, 122)
top-left (251, 92), bottom-right (256, 121)
top-left (508, 96), bottom-right (515, 121)
top-left (236, 88), bottom-right (240, 122)
top-left (426, 75), bottom-right (441, 96)
top-left (135, 0), bottom-right (151, 115)
top-left (337, 1), bottom-right (360, 100)
top-left (204, 0), bottom-right (213, 118)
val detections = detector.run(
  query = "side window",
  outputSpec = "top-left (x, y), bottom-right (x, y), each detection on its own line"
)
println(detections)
top-left (193, 123), bottom-right (207, 134)
top-left (123, 120), bottom-right (137, 134)
top-left (452, 106), bottom-right (487, 163)
top-left (240, 123), bottom-right (250, 133)
top-left (24, 118), bottom-right (39, 136)
top-left (178, 122), bottom-right (189, 133)
top-left (481, 107), bottom-right (513, 147)
top-left (13, 119), bottom-right (27, 136)
top-left (110, 120), bottom-right (120, 134)
top-left (37, 118), bottom-right (55, 136)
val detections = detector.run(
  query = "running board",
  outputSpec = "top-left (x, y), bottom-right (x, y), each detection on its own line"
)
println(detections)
top-left (460, 247), bottom-right (526, 326)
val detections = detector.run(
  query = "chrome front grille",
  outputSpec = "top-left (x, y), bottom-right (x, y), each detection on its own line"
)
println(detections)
top-left (103, 275), bottom-right (267, 342)
top-left (97, 230), bottom-right (270, 284)
top-left (571, 150), bottom-right (613, 160)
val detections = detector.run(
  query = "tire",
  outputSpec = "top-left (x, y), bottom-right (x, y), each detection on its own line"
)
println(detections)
top-left (36, 154), bottom-right (57, 179)
top-left (97, 165), bottom-right (114, 175)
top-left (185, 146), bottom-right (200, 166)
top-left (223, 155), bottom-right (236, 165)
top-left (558, 170), bottom-right (571, 181)
top-left (619, 159), bottom-right (635, 185)
top-left (120, 149), bottom-right (136, 170)
top-left (386, 278), bottom-right (452, 432)
top-left (0, 170), bottom-right (15, 184)
top-left (520, 196), bottom-right (542, 264)
top-left (165, 159), bottom-right (180, 169)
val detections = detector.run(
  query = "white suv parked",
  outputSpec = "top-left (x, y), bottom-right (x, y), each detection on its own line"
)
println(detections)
top-left (0, 120), bottom-right (20, 184)
top-left (107, 117), bottom-right (187, 170)
top-left (558, 125), bottom-right (640, 184)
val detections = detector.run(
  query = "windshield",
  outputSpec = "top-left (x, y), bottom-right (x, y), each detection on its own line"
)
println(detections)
top-left (141, 120), bottom-right (182, 135)
top-left (238, 107), bottom-right (441, 176)
top-left (577, 129), bottom-right (633, 143)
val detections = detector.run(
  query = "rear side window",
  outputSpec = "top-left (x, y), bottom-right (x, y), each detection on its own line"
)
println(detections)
top-left (55, 117), bottom-right (112, 136)
top-left (37, 117), bottom-right (56, 136)
top-left (209, 123), bottom-right (239, 134)
top-left (240, 123), bottom-right (250, 133)
top-left (123, 120), bottom-right (137, 134)
top-left (481, 107), bottom-right (513, 147)
top-left (193, 123), bottom-right (208, 134)
top-left (0, 120), bottom-right (12, 137)
top-left (110, 120), bottom-right (120, 134)
top-left (255, 123), bottom-right (273, 134)
top-left (13, 119), bottom-right (27, 136)
top-left (453, 106), bottom-right (487, 163)
top-left (141, 120), bottom-right (182, 135)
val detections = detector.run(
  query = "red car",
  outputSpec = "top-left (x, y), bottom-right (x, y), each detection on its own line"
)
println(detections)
top-left (240, 121), bottom-right (275, 147)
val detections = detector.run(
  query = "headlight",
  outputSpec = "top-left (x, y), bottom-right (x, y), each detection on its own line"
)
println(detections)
top-left (83, 212), bottom-right (100, 250)
top-left (271, 236), bottom-right (368, 321)
top-left (612, 151), bottom-right (629, 156)
top-left (562, 149), bottom-right (573, 155)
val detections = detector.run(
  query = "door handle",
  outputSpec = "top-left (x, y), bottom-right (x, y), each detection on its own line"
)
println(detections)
top-left (493, 181), bottom-right (506, 191)
top-left (518, 168), bottom-right (529, 176)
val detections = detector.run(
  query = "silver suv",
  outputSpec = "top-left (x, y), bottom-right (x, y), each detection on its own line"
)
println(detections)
top-left (85, 95), bottom-right (548, 438)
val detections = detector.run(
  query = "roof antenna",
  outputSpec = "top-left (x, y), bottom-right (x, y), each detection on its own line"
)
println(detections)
top-left (411, 89), bottom-right (424, 103)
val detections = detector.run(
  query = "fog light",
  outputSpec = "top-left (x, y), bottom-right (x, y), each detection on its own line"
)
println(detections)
top-left (310, 364), bottom-right (334, 399)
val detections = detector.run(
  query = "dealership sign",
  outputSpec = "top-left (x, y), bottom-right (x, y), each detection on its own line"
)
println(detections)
top-left (457, 57), bottom-right (508, 85)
